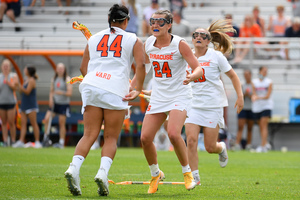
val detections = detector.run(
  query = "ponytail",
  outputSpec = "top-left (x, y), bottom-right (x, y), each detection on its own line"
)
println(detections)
top-left (207, 19), bottom-right (235, 54)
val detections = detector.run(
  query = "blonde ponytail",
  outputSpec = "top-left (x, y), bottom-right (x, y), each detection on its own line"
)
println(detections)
top-left (207, 19), bottom-right (235, 54)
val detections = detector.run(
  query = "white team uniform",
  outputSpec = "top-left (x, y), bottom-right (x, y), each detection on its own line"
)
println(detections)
top-left (144, 35), bottom-right (192, 115)
top-left (79, 27), bottom-right (137, 113)
top-left (251, 77), bottom-right (273, 113)
top-left (185, 48), bottom-right (232, 128)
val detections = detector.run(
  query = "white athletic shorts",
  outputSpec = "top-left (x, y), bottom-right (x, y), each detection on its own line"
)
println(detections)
top-left (80, 84), bottom-right (128, 114)
top-left (185, 107), bottom-right (225, 128)
top-left (146, 97), bottom-right (191, 116)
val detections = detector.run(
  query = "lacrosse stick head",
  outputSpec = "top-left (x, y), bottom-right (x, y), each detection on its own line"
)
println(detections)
top-left (72, 21), bottom-right (92, 40)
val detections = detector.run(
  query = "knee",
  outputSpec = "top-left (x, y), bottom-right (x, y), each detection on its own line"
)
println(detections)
top-left (168, 131), bottom-right (181, 144)
top-left (205, 144), bottom-right (217, 154)
top-left (140, 134), bottom-right (152, 147)
top-left (186, 136), bottom-right (198, 148)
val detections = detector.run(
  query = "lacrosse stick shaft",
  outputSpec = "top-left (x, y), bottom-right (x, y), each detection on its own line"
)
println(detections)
top-left (115, 181), bottom-right (184, 185)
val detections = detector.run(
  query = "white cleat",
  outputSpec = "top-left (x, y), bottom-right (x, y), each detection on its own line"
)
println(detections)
top-left (219, 142), bottom-right (228, 168)
top-left (64, 163), bottom-right (82, 196)
top-left (194, 175), bottom-right (201, 186)
top-left (94, 168), bottom-right (109, 196)
top-left (12, 140), bottom-right (25, 148)
top-left (34, 141), bottom-right (43, 149)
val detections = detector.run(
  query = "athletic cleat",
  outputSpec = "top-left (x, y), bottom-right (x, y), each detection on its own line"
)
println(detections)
top-left (148, 170), bottom-right (165, 194)
top-left (34, 141), bottom-right (43, 149)
top-left (53, 142), bottom-right (64, 149)
top-left (12, 140), bottom-right (25, 148)
top-left (64, 163), bottom-right (82, 196)
top-left (219, 142), bottom-right (228, 168)
top-left (94, 168), bottom-right (109, 196)
top-left (183, 172), bottom-right (197, 190)
top-left (194, 175), bottom-right (201, 186)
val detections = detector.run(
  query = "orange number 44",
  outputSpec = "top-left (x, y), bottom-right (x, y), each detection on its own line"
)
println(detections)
top-left (97, 34), bottom-right (123, 57)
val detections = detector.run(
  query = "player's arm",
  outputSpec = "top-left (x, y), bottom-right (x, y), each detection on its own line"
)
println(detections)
top-left (20, 78), bottom-right (35, 95)
top-left (179, 40), bottom-right (203, 84)
top-left (225, 69), bottom-right (244, 113)
top-left (64, 76), bottom-right (73, 97)
top-left (123, 38), bottom-right (146, 101)
top-left (49, 78), bottom-right (54, 107)
top-left (80, 44), bottom-right (90, 77)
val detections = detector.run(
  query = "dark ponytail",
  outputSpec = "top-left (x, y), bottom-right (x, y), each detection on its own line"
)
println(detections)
top-left (108, 4), bottom-right (130, 33)
top-left (26, 65), bottom-right (38, 80)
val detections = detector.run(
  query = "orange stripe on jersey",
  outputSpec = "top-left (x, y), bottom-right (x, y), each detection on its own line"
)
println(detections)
top-left (149, 54), bottom-right (173, 60)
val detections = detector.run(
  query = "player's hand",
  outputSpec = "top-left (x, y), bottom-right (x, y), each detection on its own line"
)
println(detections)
top-left (141, 89), bottom-right (152, 96)
top-left (183, 70), bottom-right (193, 85)
top-left (123, 90), bottom-right (141, 101)
top-left (251, 94), bottom-right (258, 102)
top-left (235, 96), bottom-right (244, 114)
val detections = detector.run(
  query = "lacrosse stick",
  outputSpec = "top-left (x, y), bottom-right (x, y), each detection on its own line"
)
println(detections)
top-left (109, 180), bottom-right (184, 185)
top-left (72, 21), bottom-right (92, 40)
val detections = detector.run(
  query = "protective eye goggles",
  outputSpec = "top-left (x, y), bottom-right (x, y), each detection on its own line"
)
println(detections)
top-left (149, 18), bottom-right (171, 27)
top-left (192, 32), bottom-right (210, 40)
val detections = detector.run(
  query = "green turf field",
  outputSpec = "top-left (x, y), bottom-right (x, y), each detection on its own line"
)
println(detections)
top-left (0, 147), bottom-right (299, 199)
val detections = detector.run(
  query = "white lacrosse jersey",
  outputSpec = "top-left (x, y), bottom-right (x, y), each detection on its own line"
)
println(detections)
top-left (145, 35), bottom-right (192, 102)
top-left (79, 27), bottom-right (137, 97)
top-left (252, 77), bottom-right (273, 113)
top-left (187, 48), bottom-right (231, 108)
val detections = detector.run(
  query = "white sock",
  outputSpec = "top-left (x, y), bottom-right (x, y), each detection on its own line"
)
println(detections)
top-left (219, 142), bottom-right (225, 154)
top-left (192, 170), bottom-right (199, 179)
top-left (100, 156), bottom-right (113, 176)
top-left (149, 164), bottom-right (160, 177)
top-left (182, 164), bottom-right (191, 174)
top-left (71, 155), bottom-right (85, 170)
top-left (59, 138), bottom-right (65, 145)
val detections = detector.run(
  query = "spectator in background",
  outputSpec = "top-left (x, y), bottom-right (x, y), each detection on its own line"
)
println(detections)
top-left (0, 0), bottom-right (21, 31)
top-left (43, 63), bottom-right (72, 149)
top-left (267, 5), bottom-right (291, 59)
top-left (252, 5), bottom-right (266, 37)
top-left (268, 5), bottom-right (291, 37)
top-left (171, 10), bottom-right (191, 37)
top-left (287, 0), bottom-right (300, 17)
top-left (0, 59), bottom-right (18, 147)
top-left (283, 17), bottom-right (300, 60)
top-left (234, 69), bottom-right (254, 151)
top-left (30, 0), bottom-right (71, 14)
top-left (252, 66), bottom-right (273, 153)
top-left (13, 65), bottom-right (42, 148)
top-left (142, 0), bottom-right (160, 36)
top-left (232, 15), bottom-right (262, 64)
top-left (121, 0), bottom-right (142, 35)
top-left (224, 14), bottom-right (239, 61)
top-left (225, 14), bottom-right (239, 37)
top-left (169, 0), bottom-right (187, 18)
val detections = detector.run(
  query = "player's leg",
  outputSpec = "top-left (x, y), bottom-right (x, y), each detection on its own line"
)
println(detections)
top-left (235, 117), bottom-right (246, 150)
top-left (27, 111), bottom-right (42, 148)
top-left (140, 113), bottom-right (166, 193)
top-left (13, 111), bottom-right (27, 147)
top-left (65, 106), bottom-right (103, 196)
top-left (168, 109), bottom-right (196, 190)
top-left (94, 108), bottom-right (126, 196)
top-left (0, 109), bottom-right (9, 145)
top-left (185, 123), bottom-right (201, 185)
top-left (203, 125), bottom-right (228, 168)
top-left (7, 107), bottom-right (16, 144)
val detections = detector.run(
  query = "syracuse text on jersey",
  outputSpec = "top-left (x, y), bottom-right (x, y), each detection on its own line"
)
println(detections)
top-left (95, 71), bottom-right (111, 80)
top-left (149, 53), bottom-right (173, 60)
